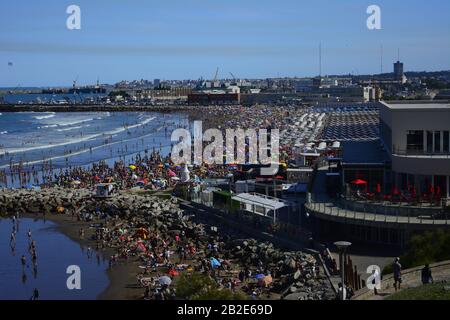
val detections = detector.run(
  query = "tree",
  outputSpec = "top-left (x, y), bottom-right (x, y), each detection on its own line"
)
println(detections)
top-left (383, 229), bottom-right (450, 274)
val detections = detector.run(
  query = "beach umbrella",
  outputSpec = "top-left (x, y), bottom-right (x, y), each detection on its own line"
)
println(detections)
top-left (136, 243), bottom-right (147, 253)
top-left (351, 179), bottom-right (367, 185)
top-left (255, 274), bottom-right (265, 279)
top-left (210, 257), bottom-right (221, 269)
top-left (376, 183), bottom-right (381, 194)
top-left (171, 177), bottom-right (180, 181)
top-left (71, 180), bottom-right (81, 185)
top-left (167, 169), bottom-right (177, 177)
top-left (258, 275), bottom-right (273, 287)
top-left (158, 276), bottom-right (172, 286)
top-left (392, 185), bottom-right (400, 195)
top-left (129, 165), bottom-right (137, 170)
top-left (168, 269), bottom-right (179, 277)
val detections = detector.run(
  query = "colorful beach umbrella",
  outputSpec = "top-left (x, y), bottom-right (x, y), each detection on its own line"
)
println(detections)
top-left (351, 179), bottom-right (367, 185)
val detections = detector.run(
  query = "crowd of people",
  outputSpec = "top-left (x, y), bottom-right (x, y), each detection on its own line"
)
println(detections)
top-left (9, 213), bottom-right (40, 300)
top-left (77, 211), bottom-right (299, 300)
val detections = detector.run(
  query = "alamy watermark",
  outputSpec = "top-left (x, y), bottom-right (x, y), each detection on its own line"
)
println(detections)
top-left (366, 265), bottom-right (382, 290)
top-left (367, 5), bottom-right (381, 30)
top-left (170, 121), bottom-right (280, 176)
top-left (66, 5), bottom-right (81, 30)
top-left (66, 265), bottom-right (81, 290)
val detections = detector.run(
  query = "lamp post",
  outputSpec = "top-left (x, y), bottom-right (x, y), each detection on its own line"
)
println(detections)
top-left (334, 241), bottom-right (352, 300)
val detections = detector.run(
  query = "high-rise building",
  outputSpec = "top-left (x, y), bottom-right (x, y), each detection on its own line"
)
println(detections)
top-left (394, 61), bottom-right (404, 81)
top-left (153, 79), bottom-right (161, 88)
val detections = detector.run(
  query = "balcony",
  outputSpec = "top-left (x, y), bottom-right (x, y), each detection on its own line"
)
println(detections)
top-left (392, 147), bottom-right (450, 159)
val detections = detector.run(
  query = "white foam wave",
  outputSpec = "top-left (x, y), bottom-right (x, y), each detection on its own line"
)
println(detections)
top-left (0, 119), bottom-right (162, 169)
top-left (0, 116), bottom-right (156, 156)
top-left (57, 126), bottom-right (84, 132)
top-left (57, 118), bottom-right (94, 127)
top-left (0, 131), bottom-right (7, 135)
top-left (38, 124), bottom-right (58, 129)
top-left (33, 112), bottom-right (56, 120)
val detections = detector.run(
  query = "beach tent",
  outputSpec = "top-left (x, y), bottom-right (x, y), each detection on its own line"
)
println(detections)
top-left (210, 257), bottom-right (221, 269)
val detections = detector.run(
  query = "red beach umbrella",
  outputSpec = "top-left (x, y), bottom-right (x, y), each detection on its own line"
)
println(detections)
top-left (351, 179), bottom-right (368, 185)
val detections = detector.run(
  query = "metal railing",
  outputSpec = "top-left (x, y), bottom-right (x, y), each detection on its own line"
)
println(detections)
top-left (306, 193), bottom-right (450, 225)
top-left (392, 147), bottom-right (450, 159)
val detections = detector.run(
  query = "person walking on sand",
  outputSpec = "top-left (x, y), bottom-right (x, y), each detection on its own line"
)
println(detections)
top-left (21, 255), bottom-right (27, 269)
top-left (27, 229), bottom-right (32, 240)
top-left (392, 257), bottom-right (402, 292)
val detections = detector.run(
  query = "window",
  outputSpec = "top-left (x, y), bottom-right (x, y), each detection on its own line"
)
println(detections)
top-left (406, 130), bottom-right (423, 153)
top-left (427, 131), bottom-right (433, 153)
top-left (435, 131), bottom-right (441, 153)
top-left (444, 131), bottom-right (449, 153)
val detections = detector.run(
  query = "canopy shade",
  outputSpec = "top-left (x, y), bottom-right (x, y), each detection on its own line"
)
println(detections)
top-left (351, 179), bottom-right (368, 185)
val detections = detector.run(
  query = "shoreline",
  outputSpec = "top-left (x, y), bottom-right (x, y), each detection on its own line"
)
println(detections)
top-left (22, 211), bottom-right (143, 300)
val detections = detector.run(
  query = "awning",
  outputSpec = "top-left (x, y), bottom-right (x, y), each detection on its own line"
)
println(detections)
top-left (231, 193), bottom-right (288, 211)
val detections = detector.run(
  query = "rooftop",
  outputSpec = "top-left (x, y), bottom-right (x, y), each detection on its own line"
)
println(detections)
top-left (384, 102), bottom-right (450, 110)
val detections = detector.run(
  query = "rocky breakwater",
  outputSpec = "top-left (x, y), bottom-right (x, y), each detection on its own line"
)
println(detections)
top-left (0, 188), bottom-right (183, 220)
top-left (227, 239), bottom-right (335, 300)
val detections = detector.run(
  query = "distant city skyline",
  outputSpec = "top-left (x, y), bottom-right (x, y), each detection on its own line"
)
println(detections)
top-left (1, 0), bottom-right (449, 87)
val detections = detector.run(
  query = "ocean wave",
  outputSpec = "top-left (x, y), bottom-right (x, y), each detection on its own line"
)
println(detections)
top-left (58, 118), bottom-right (94, 127)
top-left (0, 116), bottom-right (156, 156)
top-left (0, 119), bottom-right (162, 170)
top-left (0, 131), bottom-right (7, 135)
top-left (57, 126), bottom-right (84, 132)
top-left (38, 124), bottom-right (58, 129)
top-left (33, 112), bottom-right (56, 120)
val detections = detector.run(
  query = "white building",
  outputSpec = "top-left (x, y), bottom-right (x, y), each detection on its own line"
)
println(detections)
top-left (380, 102), bottom-right (450, 199)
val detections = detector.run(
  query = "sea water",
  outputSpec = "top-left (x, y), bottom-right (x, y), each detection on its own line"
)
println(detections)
top-left (0, 217), bottom-right (109, 300)
top-left (0, 111), bottom-right (190, 187)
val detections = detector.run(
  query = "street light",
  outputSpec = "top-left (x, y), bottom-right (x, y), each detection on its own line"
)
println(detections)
top-left (334, 241), bottom-right (352, 300)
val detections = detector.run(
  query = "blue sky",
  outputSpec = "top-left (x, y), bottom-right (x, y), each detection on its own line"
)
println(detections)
top-left (1, 0), bottom-right (449, 87)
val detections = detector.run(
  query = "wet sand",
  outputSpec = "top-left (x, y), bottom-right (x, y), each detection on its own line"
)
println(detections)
top-left (23, 212), bottom-right (143, 300)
